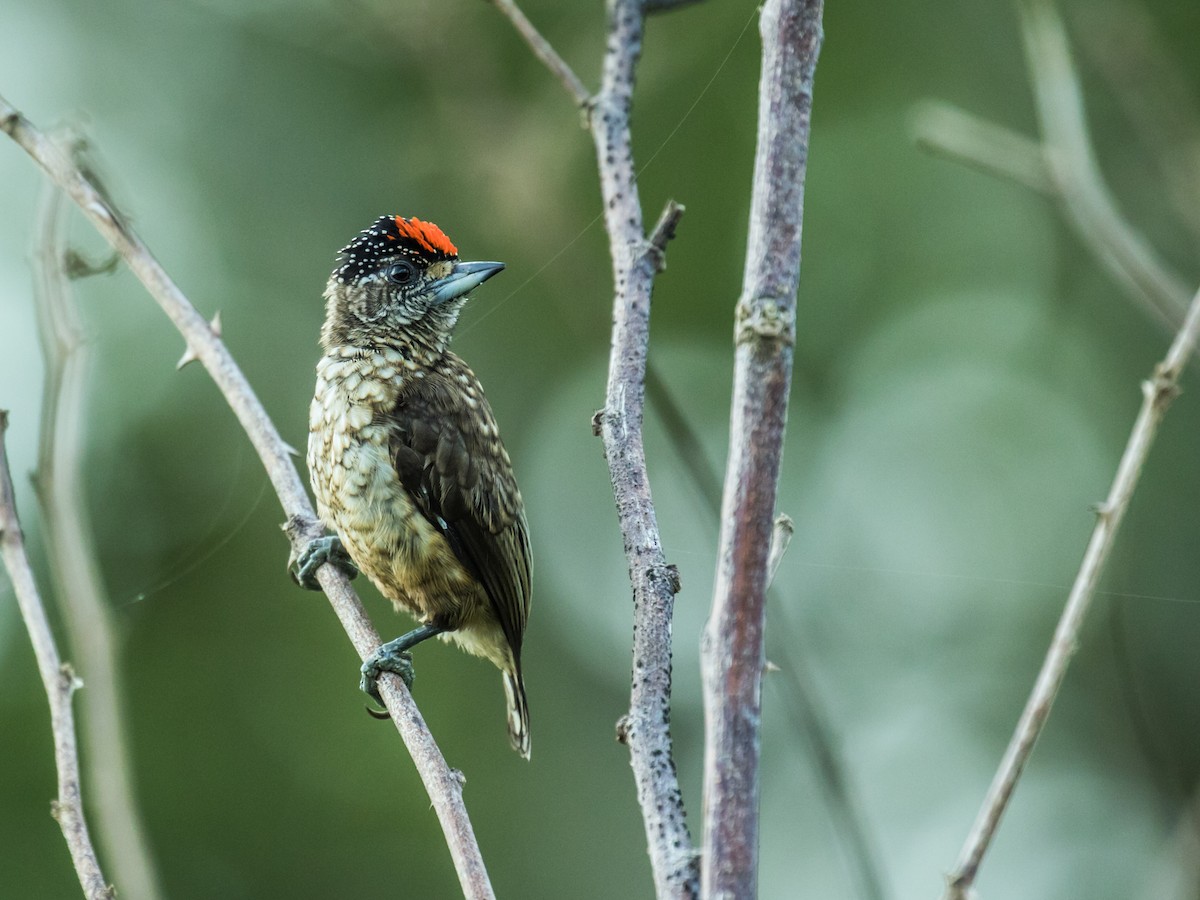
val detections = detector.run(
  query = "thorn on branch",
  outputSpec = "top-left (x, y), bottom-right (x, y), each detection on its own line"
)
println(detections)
top-left (58, 662), bottom-right (83, 698)
top-left (615, 714), bottom-right (631, 745)
top-left (175, 311), bottom-right (222, 370)
top-left (767, 513), bottom-right (794, 588)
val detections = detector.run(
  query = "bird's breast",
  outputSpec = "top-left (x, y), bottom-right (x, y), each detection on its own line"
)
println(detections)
top-left (306, 350), bottom-right (474, 618)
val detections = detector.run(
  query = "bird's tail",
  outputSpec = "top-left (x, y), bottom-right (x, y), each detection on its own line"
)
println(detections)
top-left (502, 666), bottom-right (531, 760)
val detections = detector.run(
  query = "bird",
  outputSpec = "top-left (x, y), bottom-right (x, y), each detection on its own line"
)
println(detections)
top-left (296, 214), bottom-right (532, 758)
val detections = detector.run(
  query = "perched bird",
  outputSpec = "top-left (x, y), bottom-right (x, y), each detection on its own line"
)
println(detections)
top-left (296, 214), bottom-right (532, 758)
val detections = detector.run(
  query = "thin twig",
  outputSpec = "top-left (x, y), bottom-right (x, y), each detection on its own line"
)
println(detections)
top-left (491, 0), bottom-right (699, 894)
top-left (31, 181), bottom-right (165, 900)
top-left (0, 95), bottom-right (494, 900)
top-left (487, 0), bottom-right (591, 108)
top-left (943, 282), bottom-right (1200, 898)
top-left (700, 0), bottom-right (823, 897)
top-left (0, 412), bottom-right (114, 900)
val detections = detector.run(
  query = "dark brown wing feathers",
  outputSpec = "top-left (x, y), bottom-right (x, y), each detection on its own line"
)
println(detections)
top-left (386, 356), bottom-right (530, 658)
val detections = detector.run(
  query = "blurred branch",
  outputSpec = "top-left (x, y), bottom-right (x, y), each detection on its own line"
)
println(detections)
top-left (911, 103), bottom-right (1053, 195)
top-left (1071, 1), bottom-right (1200, 245)
top-left (0, 413), bottom-right (113, 900)
top-left (700, 0), bottom-right (822, 897)
top-left (0, 94), bottom-right (495, 900)
top-left (943, 280), bottom-right (1200, 899)
top-left (644, 366), bottom-right (722, 518)
top-left (913, 0), bottom-right (1192, 331)
top-left (31, 181), bottom-right (165, 900)
top-left (492, 1), bottom-right (699, 896)
top-left (645, 0), bottom-right (707, 12)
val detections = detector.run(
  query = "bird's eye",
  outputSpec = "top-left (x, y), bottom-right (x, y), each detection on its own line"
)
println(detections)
top-left (386, 261), bottom-right (417, 285)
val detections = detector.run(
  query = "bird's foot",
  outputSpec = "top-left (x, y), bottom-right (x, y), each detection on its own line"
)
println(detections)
top-left (292, 535), bottom-right (357, 591)
top-left (359, 624), bottom-right (446, 718)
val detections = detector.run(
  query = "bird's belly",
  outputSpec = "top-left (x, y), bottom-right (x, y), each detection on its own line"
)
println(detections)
top-left (311, 424), bottom-right (478, 624)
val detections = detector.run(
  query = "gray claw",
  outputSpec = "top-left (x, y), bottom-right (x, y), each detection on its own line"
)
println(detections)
top-left (292, 535), bottom-right (357, 591)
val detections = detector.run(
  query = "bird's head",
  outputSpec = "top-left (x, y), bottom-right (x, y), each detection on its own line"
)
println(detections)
top-left (321, 215), bottom-right (504, 351)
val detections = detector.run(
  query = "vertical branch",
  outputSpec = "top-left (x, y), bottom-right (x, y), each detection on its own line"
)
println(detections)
top-left (590, 2), bottom-right (698, 895)
top-left (0, 412), bottom-right (114, 900)
top-left (942, 282), bottom-right (1200, 898)
top-left (32, 182), bottom-right (166, 900)
top-left (700, 0), bottom-right (823, 897)
top-left (491, 2), bottom-right (697, 893)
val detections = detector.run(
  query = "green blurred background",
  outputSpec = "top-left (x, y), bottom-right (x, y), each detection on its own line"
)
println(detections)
top-left (2, 0), bottom-right (1200, 897)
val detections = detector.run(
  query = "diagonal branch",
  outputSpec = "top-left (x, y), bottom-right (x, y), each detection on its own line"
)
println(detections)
top-left (943, 280), bottom-right (1200, 898)
top-left (32, 180), bottom-right (165, 900)
top-left (700, 0), bottom-right (823, 897)
top-left (0, 94), bottom-right (494, 900)
top-left (0, 412), bottom-right (113, 900)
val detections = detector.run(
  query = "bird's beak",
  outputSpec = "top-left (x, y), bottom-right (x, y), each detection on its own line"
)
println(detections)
top-left (428, 260), bottom-right (505, 305)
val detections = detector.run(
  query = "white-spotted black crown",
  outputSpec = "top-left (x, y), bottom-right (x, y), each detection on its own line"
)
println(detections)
top-left (333, 215), bottom-right (459, 285)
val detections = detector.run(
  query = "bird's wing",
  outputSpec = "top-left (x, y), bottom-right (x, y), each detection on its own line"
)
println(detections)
top-left (387, 360), bottom-right (531, 658)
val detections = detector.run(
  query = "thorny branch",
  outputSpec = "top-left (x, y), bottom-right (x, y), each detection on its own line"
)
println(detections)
top-left (32, 182), bottom-right (165, 900)
top-left (0, 94), bottom-right (495, 900)
top-left (701, 0), bottom-right (823, 897)
top-left (491, 1), bottom-right (698, 896)
top-left (0, 413), bottom-right (113, 900)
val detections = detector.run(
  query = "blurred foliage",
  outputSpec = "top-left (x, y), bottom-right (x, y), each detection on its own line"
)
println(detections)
top-left (2, 0), bottom-right (1200, 898)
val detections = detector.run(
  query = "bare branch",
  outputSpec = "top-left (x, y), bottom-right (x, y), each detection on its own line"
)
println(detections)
top-left (943, 281), bottom-right (1200, 898)
top-left (0, 412), bottom-right (114, 900)
top-left (0, 95), bottom-right (494, 900)
top-left (31, 180), bottom-right (165, 900)
top-left (486, 0), bottom-right (591, 108)
top-left (585, 1), bottom-right (699, 892)
top-left (701, 0), bottom-right (823, 897)
top-left (490, 0), bottom-right (699, 892)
